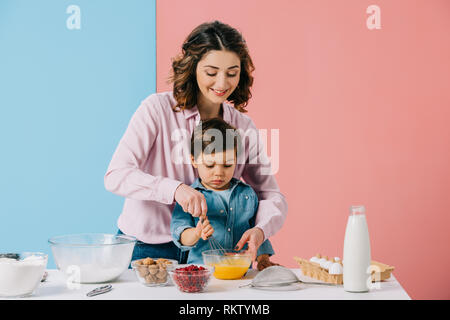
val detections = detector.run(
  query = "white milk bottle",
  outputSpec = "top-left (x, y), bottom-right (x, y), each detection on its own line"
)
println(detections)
top-left (343, 205), bottom-right (371, 292)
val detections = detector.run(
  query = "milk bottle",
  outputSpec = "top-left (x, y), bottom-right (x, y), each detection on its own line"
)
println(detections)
top-left (343, 205), bottom-right (371, 292)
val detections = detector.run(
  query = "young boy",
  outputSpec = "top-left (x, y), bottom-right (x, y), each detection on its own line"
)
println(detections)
top-left (170, 118), bottom-right (279, 270)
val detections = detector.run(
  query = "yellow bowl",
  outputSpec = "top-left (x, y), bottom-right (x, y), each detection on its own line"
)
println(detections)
top-left (202, 250), bottom-right (252, 280)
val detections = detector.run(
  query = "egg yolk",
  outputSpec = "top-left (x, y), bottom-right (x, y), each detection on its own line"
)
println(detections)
top-left (210, 258), bottom-right (251, 280)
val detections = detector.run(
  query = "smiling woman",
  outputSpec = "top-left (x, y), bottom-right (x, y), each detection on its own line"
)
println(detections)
top-left (170, 20), bottom-right (255, 114)
top-left (196, 51), bottom-right (241, 115)
top-left (104, 20), bottom-right (287, 266)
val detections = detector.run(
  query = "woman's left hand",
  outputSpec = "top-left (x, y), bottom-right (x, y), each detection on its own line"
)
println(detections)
top-left (234, 227), bottom-right (264, 261)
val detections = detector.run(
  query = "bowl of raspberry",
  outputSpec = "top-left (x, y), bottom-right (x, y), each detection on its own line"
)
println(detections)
top-left (168, 264), bottom-right (213, 293)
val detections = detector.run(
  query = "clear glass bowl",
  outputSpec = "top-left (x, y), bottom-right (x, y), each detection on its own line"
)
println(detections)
top-left (48, 233), bottom-right (136, 283)
top-left (168, 264), bottom-right (213, 293)
top-left (0, 252), bottom-right (48, 298)
top-left (202, 249), bottom-right (252, 280)
top-left (131, 258), bottom-right (178, 287)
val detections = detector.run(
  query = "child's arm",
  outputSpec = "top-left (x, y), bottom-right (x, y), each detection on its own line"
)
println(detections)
top-left (179, 216), bottom-right (214, 246)
top-left (179, 227), bottom-right (200, 246)
top-left (171, 203), bottom-right (196, 249)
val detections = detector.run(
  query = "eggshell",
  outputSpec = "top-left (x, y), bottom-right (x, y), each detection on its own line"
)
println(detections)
top-left (329, 262), bottom-right (344, 275)
top-left (323, 260), bottom-right (333, 270)
top-left (319, 258), bottom-right (328, 268)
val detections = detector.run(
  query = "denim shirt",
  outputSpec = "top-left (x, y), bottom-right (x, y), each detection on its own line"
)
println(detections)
top-left (170, 178), bottom-right (275, 264)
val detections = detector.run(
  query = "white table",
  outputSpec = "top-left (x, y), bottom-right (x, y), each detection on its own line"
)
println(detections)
top-left (16, 268), bottom-right (410, 300)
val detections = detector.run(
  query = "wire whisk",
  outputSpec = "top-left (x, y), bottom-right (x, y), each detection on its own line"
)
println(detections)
top-left (200, 217), bottom-right (233, 264)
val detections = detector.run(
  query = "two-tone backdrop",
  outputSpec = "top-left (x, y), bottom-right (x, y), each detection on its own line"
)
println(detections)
top-left (1, 0), bottom-right (449, 299)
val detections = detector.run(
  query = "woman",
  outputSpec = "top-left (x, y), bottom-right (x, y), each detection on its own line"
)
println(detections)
top-left (104, 21), bottom-right (287, 268)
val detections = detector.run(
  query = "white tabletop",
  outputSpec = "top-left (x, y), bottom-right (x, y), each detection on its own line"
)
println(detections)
top-left (12, 268), bottom-right (410, 300)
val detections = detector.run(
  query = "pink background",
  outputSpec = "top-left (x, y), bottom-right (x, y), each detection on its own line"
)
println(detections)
top-left (156, 0), bottom-right (450, 299)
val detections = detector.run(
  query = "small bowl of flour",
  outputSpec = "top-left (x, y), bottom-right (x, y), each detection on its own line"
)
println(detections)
top-left (0, 252), bottom-right (48, 298)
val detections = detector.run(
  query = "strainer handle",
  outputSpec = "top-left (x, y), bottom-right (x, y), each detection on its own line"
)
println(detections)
top-left (300, 280), bottom-right (339, 286)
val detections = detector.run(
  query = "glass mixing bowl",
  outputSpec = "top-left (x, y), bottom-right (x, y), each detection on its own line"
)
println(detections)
top-left (202, 249), bottom-right (252, 280)
top-left (168, 264), bottom-right (213, 293)
top-left (48, 233), bottom-right (136, 283)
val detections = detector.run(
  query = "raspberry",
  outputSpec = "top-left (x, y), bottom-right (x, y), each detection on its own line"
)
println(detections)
top-left (172, 265), bottom-right (210, 292)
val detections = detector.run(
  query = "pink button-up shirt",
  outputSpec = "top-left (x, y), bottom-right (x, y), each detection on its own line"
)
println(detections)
top-left (104, 91), bottom-right (287, 244)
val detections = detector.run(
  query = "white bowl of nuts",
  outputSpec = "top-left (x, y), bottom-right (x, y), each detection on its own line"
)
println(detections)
top-left (131, 258), bottom-right (178, 287)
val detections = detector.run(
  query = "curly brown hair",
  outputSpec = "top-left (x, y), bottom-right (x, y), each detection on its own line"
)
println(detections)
top-left (169, 21), bottom-right (255, 113)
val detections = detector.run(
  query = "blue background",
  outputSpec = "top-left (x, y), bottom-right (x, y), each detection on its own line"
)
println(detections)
top-left (0, 0), bottom-right (156, 268)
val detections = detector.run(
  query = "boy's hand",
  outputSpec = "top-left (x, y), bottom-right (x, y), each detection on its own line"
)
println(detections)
top-left (195, 216), bottom-right (214, 240)
top-left (256, 254), bottom-right (281, 271)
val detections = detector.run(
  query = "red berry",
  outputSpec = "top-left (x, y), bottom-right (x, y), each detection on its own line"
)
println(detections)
top-left (172, 265), bottom-right (210, 292)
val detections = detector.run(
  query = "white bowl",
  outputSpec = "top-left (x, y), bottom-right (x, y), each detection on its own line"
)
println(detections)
top-left (48, 233), bottom-right (136, 283)
top-left (0, 252), bottom-right (48, 297)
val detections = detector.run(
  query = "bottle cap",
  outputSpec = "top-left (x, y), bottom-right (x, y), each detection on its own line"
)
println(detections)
top-left (350, 205), bottom-right (366, 215)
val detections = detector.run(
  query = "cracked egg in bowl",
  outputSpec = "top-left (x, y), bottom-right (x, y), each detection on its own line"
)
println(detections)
top-left (202, 249), bottom-right (252, 280)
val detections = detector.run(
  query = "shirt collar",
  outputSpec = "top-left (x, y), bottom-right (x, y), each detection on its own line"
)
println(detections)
top-left (222, 102), bottom-right (232, 123)
top-left (183, 102), bottom-right (232, 123)
top-left (183, 105), bottom-right (199, 120)
top-left (191, 177), bottom-right (242, 192)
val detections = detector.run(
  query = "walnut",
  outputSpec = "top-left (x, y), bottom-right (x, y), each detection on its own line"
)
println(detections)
top-left (142, 258), bottom-right (154, 265)
top-left (155, 276), bottom-right (166, 283)
top-left (135, 260), bottom-right (143, 266)
top-left (156, 270), bottom-right (167, 279)
top-left (149, 266), bottom-right (158, 275)
top-left (145, 274), bottom-right (156, 284)
top-left (137, 266), bottom-right (149, 277)
top-left (137, 257), bottom-right (174, 285)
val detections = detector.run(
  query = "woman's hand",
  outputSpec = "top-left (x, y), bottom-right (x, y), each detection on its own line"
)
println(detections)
top-left (174, 183), bottom-right (208, 217)
top-left (195, 216), bottom-right (214, 240)
top-left (234, 227), bottom-right (265, 261)
top-left (256, 254), bottom-right (280, 271)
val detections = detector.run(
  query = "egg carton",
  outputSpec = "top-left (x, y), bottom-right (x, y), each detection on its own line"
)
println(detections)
top-left (293, 254), bottom-right (395, 284)
top-left (370, 260), bottom-right (395, 282)
top-left (294, 256), bottom-right (343, 284)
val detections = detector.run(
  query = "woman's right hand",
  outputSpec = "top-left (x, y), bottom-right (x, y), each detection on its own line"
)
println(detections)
top-left (174, 183), bottom-right (208, 217)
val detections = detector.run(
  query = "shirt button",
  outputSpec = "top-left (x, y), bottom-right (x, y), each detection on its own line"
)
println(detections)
top-left (220, 210), bottom-right (224, 213)
top-left (245, 196), bottom-right (249, 199)
top-left (230, 207), bottom-right (233, 211)
top-left (227, 228), bottom-right (231, 232)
